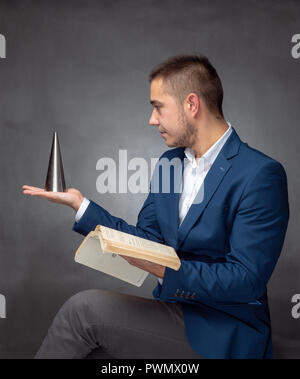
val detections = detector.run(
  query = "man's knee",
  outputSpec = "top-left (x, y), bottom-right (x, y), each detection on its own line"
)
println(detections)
top-left (58, 289), bottom-right (110, 323)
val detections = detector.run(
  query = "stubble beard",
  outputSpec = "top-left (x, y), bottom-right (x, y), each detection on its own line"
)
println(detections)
top-left (172, 109), bottom-right (198, 148)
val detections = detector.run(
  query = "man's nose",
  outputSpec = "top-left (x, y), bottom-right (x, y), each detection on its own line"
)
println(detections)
top-left (149, 110), bottom-right (159, 126)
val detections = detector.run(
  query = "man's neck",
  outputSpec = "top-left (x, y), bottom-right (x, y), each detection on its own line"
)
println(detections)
top-left (190, 119), bottom-right (229, 159)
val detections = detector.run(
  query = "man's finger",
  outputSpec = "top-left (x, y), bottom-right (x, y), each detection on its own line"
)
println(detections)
top-left (23, 190), bottom-right (48, 196)
top-left (22, 185), bottom-right (45, 192)
top-left (23, 190), bottom-right (57, 199)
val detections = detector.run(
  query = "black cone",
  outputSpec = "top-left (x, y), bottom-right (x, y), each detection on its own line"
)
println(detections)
top-left (45, 132), bottom-right (66, 192)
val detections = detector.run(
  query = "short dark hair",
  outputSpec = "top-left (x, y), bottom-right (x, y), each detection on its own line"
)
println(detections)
top-left (149, 54), bottom-right (224, 118)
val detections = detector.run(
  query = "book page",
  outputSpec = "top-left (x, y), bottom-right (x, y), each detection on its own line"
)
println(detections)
top-left (99, 226), bottom-right (177, 258)
top-left (74, 234), bottom-right (149, 287)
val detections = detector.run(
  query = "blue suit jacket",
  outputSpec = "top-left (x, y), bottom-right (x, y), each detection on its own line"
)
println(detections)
top-left (73, 127), bottom-right (289, 359)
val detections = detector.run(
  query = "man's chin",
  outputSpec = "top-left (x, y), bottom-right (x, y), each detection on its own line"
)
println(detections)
top-left (163, 137), bottom-right (175, 147)
top-left (162, 135), bottom-right (186, 148)
top-left (164, 139), bottom-right (185, 148)
top-left (165, 141), bottom-right (174, 147)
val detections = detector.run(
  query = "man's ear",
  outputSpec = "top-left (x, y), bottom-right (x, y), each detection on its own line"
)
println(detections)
top-left (186, 93), bottom-right (200, 116)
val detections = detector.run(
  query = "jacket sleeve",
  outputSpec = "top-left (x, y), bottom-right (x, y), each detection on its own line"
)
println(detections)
top-left (158, 161), bottom-right (289, 305)
top-left (72, 189), bottom-right (164, 244)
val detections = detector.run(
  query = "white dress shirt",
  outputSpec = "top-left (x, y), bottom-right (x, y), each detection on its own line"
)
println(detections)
top-left (75, 122), bottom-right (233, 285)
top-left (75, 197), bottom-right (91, 223)
top-left (157, 122), bottom-right (232, 284)
top-left (178, 122), bottom-right (232, 226)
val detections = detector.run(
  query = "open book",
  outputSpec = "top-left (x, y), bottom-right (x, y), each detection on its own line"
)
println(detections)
top-left (74, 225), bottom-right (181, 287)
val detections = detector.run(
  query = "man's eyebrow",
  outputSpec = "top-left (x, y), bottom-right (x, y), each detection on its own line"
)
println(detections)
top-left (150, 100), bottom-right (163, 106)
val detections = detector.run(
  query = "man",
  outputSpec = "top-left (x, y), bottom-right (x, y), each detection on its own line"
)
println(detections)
top-left (23, 55), bottom-right (289, 359)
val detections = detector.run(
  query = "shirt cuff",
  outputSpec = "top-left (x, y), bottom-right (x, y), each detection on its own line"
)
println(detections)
top-left (158, 278), bottom-right (163, 285)
top-left (75, 198), bottom-right (90, 223)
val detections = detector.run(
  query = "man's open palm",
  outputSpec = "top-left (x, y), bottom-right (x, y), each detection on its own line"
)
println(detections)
top-left (22, 185), bottom-right (84, 211)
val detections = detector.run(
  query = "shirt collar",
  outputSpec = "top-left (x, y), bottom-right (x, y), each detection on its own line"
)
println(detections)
top-left (184, 122), bottom-right (232, 169)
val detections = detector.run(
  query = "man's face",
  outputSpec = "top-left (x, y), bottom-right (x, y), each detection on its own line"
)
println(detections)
top-left (149, 78), bottom-right (197, 148)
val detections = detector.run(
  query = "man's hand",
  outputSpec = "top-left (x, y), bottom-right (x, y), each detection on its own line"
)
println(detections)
top-left (23, 186), bottom-right (166, 277)
top-left (22, 185), bottom-right (84, 212)
top-left (120, 255), bottom-right (166, 279)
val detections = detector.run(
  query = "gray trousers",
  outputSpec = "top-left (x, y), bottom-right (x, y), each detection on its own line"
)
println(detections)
top-left (35, 289), bottom-right (203, 359)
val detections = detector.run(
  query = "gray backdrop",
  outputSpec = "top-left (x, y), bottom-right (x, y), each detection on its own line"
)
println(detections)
top-left (0, 0), bottom-right (299, 358)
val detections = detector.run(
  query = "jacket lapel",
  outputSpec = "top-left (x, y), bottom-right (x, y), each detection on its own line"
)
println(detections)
top-left (155, 127), bottom-right (241, 248)
top-left (155, 148), bottom-right (185, 246)
top-left (177, 127), bottom-right (242, 248)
